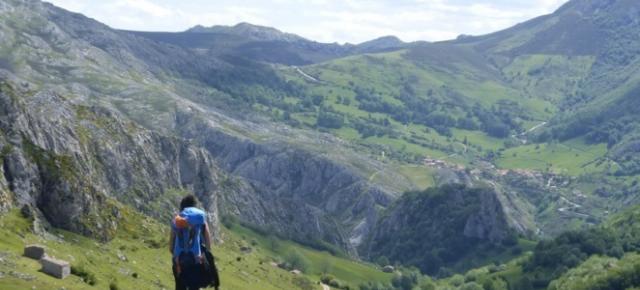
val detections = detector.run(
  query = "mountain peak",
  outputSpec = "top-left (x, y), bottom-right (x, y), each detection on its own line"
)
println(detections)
top-left (356, 35), bottom-right (405, 50)
top-left (185, 22), bottom-right (305, 42)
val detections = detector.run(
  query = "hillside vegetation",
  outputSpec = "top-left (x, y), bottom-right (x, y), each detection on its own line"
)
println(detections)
top-left (367, 185), bottom-right (531, 276)
top-left (0, 207), bottom-right (392, 290)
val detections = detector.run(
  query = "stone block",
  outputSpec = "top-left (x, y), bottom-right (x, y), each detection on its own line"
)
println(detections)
top-left (382, 265), bottom-right (395, 273)
top-left (23, 245), bottom-right (46, 260)
top-left (40, 257), bottom-right (70, 279)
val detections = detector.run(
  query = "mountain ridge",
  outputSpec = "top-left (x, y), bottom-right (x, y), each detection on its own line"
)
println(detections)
top-left (185, 22), bottom-right (307, 43)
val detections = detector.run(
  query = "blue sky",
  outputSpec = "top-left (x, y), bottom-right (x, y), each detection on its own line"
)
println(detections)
top-left (46, 0), bottom-right (569, 44)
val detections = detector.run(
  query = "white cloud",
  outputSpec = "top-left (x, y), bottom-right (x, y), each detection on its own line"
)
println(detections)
top-left (45, 0), bottom-right (570, 43)
top-left (114, 0), bottom-right (173, 17)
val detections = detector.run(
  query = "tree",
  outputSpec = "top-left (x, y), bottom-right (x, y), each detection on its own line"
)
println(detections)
top-left (417, 277), bottom-right (437, 290)
top-left (312, 94), bottom-right (325, 105)
top-left (376, 256), bottom-right (390, 266)
top-left (266, 234), bottom-right (280, 251)
top-left (285, 250), bottom-right (310, 273)
top-left (317, 111), bottom-right (344, 129)
top-left (486, 123), bottom-right (510, 138)
top-left (391, 268), bottom-right (420, 290)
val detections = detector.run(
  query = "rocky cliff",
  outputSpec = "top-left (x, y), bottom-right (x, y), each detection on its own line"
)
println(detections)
top-left (174, 111), bottom-right (393, 254)
top-left (363, 184), bottom-right (514, 274)
top-left (0, 78), bottom-right (224, 240)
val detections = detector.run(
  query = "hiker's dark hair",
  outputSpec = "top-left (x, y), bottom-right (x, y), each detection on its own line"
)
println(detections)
top-left (180, 194), bottom-right (198, 210)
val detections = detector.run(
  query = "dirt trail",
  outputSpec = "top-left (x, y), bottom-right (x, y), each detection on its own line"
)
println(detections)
top-left (294, 66), bottom-right (320, 82)
top-left (527, 122), bottom-right (547, 133)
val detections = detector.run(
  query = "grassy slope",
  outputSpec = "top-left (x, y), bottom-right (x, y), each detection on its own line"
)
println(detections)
top-left (277, 50), bottom-right (607, 174)
top-left (0, 208), bottom-right (390, 290)
top-left (229, 224), bottom-right (393, 289)
top-left (502, 54), bottom-right (595, 104)
top-left (432, 205), bottom-right (640, 290)
top-left (275, 48), bottom-right (631, 189)
top-left (547, 253), bottom-right (640, 290)
top-left (281, 51), bottom-right (487, 160)
top-left (435, 253), bottom-right (532, 289)
top-left (496, 138), bottom-right (611, 175)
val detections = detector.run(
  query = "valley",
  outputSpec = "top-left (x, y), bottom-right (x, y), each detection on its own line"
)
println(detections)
top-left (1, 0), bottom-right (640, 289)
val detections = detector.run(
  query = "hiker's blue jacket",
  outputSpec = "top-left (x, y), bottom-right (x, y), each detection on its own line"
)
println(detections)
top-left (172, 207), bottom-right (206, 259)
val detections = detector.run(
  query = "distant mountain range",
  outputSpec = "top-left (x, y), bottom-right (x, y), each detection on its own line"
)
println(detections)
top-left (126, 22), bottom-right (413, 65)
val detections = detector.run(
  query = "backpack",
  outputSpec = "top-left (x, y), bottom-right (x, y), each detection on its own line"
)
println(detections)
top-left (172, 207), bottom-right (220, 289)
top-left (200, 245), bottom-right (220, 289)
top-left (172, 207), bottom-right (206, 267)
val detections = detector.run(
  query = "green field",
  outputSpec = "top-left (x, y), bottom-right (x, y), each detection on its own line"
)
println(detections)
top-left (394, 165), bottom-right (436, 190)
top-left (496, 138), bottom-right (611, 175)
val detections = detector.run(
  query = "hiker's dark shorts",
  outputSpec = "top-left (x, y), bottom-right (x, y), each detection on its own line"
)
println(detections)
top-left (172, 253), bottom-right (199, 290)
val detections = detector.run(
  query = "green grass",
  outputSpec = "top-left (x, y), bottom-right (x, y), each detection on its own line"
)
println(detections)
top-left (334, 127), bottom-right (360, 140)
top-left (364, 135), bottom-right (447, 158)
top-left (0, 209), bottom-right (328, 290)
top-left (0, 206), bottom-right (392, 290)
top-left (394, 165), bottom-right (436, 190)
top-left (502, 54), bottom-right (595, 104)
top-left (227, 223), bottom-right (393, 289)
top-left (451, 129), bottom-right (505, 151)
top-left (496, 138), bottom-right (609, 175)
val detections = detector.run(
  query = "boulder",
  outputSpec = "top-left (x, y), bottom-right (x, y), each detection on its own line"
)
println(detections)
top-left (23, 245), bottom-right (46, 260)
top-left (290, 269), bottom-right (302, 275)
top-left (40, 257), bottom-right (70, 279)
top-left (382, 265), bottom-right (395, 273)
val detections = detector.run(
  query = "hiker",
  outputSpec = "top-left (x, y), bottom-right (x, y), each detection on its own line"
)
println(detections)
top-left (170, 195), bottom-right (219, 290)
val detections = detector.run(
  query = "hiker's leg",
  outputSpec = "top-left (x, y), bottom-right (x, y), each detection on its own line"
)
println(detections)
top-left (173, 259), bottom-right (187, 290)
top-left (175, 279), bottom-right (187, 290)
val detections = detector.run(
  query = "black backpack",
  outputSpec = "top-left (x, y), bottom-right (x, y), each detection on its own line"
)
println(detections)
top-left (198, 245), bottom-right (220, 289)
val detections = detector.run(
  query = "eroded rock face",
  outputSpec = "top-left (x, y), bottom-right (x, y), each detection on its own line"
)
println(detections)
top-left (0, 139), bottom-right (12, 213)
top-left (462, 189), bottom-right (510, 243)
top-left (176, 116), bottom-right (392, 254)
top-left (0, 82), bottom-right (223, 240)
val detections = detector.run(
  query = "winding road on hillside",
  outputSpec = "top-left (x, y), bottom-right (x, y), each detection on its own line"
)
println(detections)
top-left (527, 122), bottom-right (547, 133)
top-left (511, 121), bottom-right (547, 144)
top-left (294, 66), bottom-right (320, 82)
